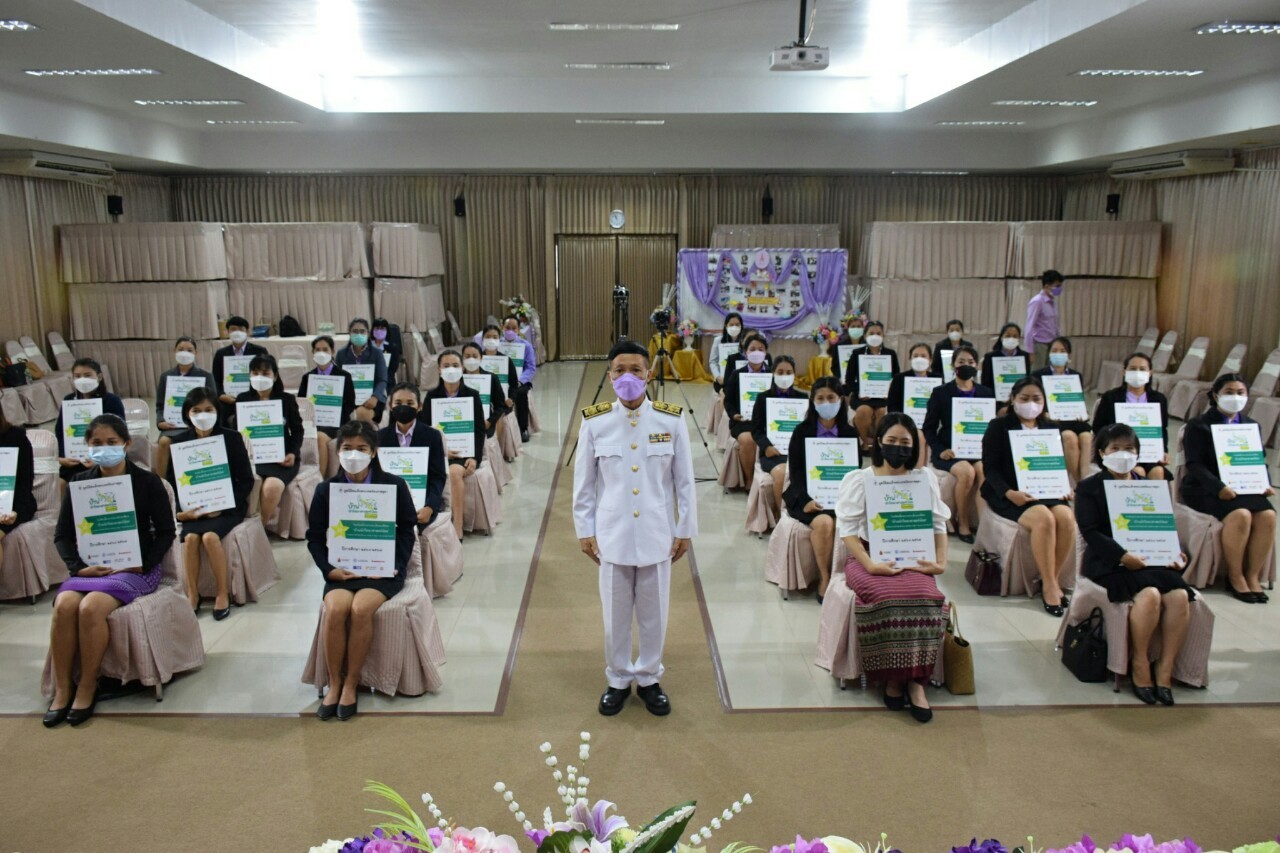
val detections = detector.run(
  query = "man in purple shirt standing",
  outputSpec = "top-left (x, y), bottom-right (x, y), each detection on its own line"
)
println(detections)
top-left (500, 315), bottom-right (538, 443)
top-left (1026, 269), bottom-right (1064, 368)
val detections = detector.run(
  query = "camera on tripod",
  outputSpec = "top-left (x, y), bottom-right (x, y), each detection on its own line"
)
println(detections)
top-left (650, 306), bottom-right (672, 333)
top-left (612, 285), bottom-right (629, 305)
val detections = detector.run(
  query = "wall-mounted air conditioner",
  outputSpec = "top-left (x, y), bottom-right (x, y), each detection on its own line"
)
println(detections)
top-left (1108, 149), bottom-right (1235, 180)
top-left (0, 150), bottom-right (116, 183)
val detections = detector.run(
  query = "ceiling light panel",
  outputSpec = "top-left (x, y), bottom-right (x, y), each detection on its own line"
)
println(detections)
top-left (1076, 69), bottom-right (1203, 77)
top-left (550, 23), bottom-right (679, 31)
top-left (935, 120), bottom-right (1025, 127)
top-left (992, 99), bottom-right (1097, 107)
top-left (892, 170), bottom-right (970, 175)
top-left (205, 119), bottom-right (298, 125)
top-left (0, 20), bottom-right (39, 31)
top-left (575, 119), bottom-right (666, 125)
top-left (564, 62), bottom-right (670, 71)
top-left (134, 99), bottom-right (245, 106)
top-left (25, 68), bottom-right (161, 77)
top-left (1195, 21), bottom-right (1280, 35)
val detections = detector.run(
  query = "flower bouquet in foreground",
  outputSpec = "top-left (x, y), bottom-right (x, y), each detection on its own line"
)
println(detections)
top-left (953, 835), bottom-right (1279, 853)
top-left (811, 323), bottom-right (840, 352)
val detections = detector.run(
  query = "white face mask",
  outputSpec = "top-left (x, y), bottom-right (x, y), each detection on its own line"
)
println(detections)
top-left (339, 450), bottom-right (372, 474)
top-left (229, 330), bottom-right (248, 345)
top-left (1013, 400), bottom-right (1043, 421)
top-left (483, 338), bottom-right (500, 352)
top-left (948, 330), bottom-right (962, 343)
top-left (313, 351), bottom-right (332, 366)
top-left (73, 376), bottom-right (99, 395)
top-left (745, 350), bottom-right (767, 365)
top-left (463, 357), bottom-right (482, 372)
top-left (911, 356), bottom-right (931, 373)
top-left (1124, 370), bottom-right (1150, 388)
top-left (865, 334), bottom-right (884, 348)
top-left (1002, 337), bottom-right (1020, 351)
top-left (249, 375), bottom-right (275, 392)
top-left (724, 325), bottom-right (741, 339)
top-left (175, 350), bottom-right (196, 366)
top-left (773, 374), bottom-right (795, 389)
top-left (1218, 394), bottom-right (1247, 414)
top-left (1102, 450), bottom-right (1139, 474)
top-left (190, 412), bottom-right (218, 432)
top-left (440, 366), bottom-right (464, 384)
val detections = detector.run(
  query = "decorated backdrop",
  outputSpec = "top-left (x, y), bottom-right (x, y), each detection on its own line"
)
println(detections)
top-left (677, 248), bottom-right (848, 336)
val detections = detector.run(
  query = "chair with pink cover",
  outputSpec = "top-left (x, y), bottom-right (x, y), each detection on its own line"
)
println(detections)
top-left (1167, 343), bottom-right (1247, 421)
top-left (497, 412), bottom-right (521, 461)
top-left (461, 461), bottom-right (503, 534)
top-left (1239, 348), bottom-right (1280, 446)
top-left (175, 462), bottom-right (278, 607)
top-left (0, 429), bottom-right (67, 601)
top-left (972, 496), bottom-right (1077, 598)
top-left (420, 512), bottom-right (464, 598)
top-left (485, 435), bottom-right (513, 492)
top-left (122, 397), bottom-right (153, 471)
top-left (1151, 335), bottom-right (1209, 396)
top-left (744, 458), bottom-right (779, 535)
top-left (764, 508), bottom-right (818, 599)
top-left (265, 397), bottom-right (324, 540)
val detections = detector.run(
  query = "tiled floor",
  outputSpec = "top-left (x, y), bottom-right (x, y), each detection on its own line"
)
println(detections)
top-left (0, 362), bottom-right (586, 716)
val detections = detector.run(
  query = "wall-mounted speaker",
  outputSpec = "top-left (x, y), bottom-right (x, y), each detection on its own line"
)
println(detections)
top-left (453, 196), bottom-right (466, 217)
top-left (106, 195), bottom-right (124, 216)
top-left (1105, 193), bottom-right (1120, 215)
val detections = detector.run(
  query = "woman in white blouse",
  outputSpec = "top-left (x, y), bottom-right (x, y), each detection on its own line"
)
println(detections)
top-left (835, 412), bottom-right (951, 723)
top-left (707, 312), bottom-right (745, 391)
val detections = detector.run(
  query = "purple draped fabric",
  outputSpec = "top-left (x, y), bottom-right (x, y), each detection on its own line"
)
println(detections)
top-left (678, 248), bottom-right (847, 332)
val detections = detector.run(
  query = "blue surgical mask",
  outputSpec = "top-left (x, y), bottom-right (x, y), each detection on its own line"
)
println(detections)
top-left (88, 445), bottom-right (127, 468)
top-left (1049, 352), bottom-right (1069, 367)
top-left (814, 401), bottom-right (841, 421)
top-left (350, 333), bottom-right (368, 347)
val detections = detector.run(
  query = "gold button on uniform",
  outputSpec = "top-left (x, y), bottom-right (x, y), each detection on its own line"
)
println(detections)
top-left (632, 488), bottom-right (640, 495)
top-left (631, 443), bottom-right (638, 449)
top-left (631, 465), bottom-right (638, 472)
top-left (633, 510), bottom-right (640, 517)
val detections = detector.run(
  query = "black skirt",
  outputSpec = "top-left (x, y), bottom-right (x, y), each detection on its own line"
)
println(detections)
top-left (853, 398), bottom-right (888, 410)
top-left (729, 418), bottom-right (753, 438)
top-left (1093, 567), bottom-right (1196, 604)
top-left (255, 459), bottom-right (300, 486)
top-left (0, 519), bottom-right (24, 536)
top-left (1182, 490), bottom-right (1273, 521)
top-left (793, 506), bottom-right (836, 527)
top-left (760, 452), bottom-right (787, 473)
top-left (323, 575), bottom-right (404, 600)
top-left (179, 511), bottom-right (245, 540)
top-left (989, 497), bottom-right (1069, 522)
top-left (1055, 420), bottom-right (1092, 435)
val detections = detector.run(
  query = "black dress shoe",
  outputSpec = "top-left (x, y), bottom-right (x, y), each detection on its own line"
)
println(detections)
top-left (67, 701), bottom-right (97, 726)
top-left (1132, 682), bottom-right (1157, 705)
top-left (213, 603), bottom-right (232, 621)
top-left (957, 533), bottom-right (975, 545)
top-left (316, 701), bottom-right (339, 721)
top-left (1255, 591), bottom-right (1270, 603)
top-left (1043, 602), bottom-right (1066, 617)
top-left (598, 685), bottom-right (630, 716)
top-left (883, 688), bottom-right (905, 711)
top-left (42, 704), bottom-right (71, 728)
top-left (1228, 587), bottom-right (1258, 603)
top-left (636, 683), bottom-right (671, 716)
top-left (906, 699), bottom-right (933, 724)
top-left (520, 430), bottom-right (530, 443)
top-left (336, 699), bottom-right (358, 721)
top-left (1155, 685), bottom-right (1175, 706)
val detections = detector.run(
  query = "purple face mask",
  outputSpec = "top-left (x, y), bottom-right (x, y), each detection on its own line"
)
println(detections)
top-left (612, 371), bottom-right (647, 402)
top-left (372, 328), bottom-right (387, 342)
top-left (504, 329), bottom-right (518, 342)
top-left (1051, 285), bottom-right (1063, 296)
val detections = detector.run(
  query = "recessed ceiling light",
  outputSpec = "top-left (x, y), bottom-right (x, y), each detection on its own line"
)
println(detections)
top-left (25, 68), bottom-right (161, 77)
top-left (205, 119), bottom-right (298, 125)
top-left (550, 22), bottom-right (679, 31)
top-left (135, 99), bottom-right (245, 106)
top-left (565, 62), bottom-right (671, 71)
top-left (1195, 21), bottom-right (1280, 35)
top-left (1076, 69), bottom-right (1203, 77)
top-left (266, 169), bottom-right (342, 174)
top-left (935, 120), bottom-right (1025, 127)
top-left (891, 170), bottom-right (970, 176)
top-left (0, 20), bottom-right (39, 31)
top-left (992, 99), bottom-right (1097, 107)
top-left (575, 119), bottom-right (666, 125)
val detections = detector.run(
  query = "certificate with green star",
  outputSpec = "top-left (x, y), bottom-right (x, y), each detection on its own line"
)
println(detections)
top-left (1210, 423), bottom-right (1269, 495)
top-left (308, 374), bottom-right (347, 429)
top-left (1104, 479), bottom-right (1180, 566)
top-left (1114, 403), bottom-right (1164, 464)
top-left (481, 355), bottom-right (511, 397)
top-left (68, 474), bottom-right (141, 569)
top-left (1042, 374), bottom-right (1087, 422)
top-left (903, 376), bottom-right (942, 428)
top-left (236, 400), bottom-right (286, 464)
top-left (765, 397), bottom-right (809, 445)
top-left (865, 472), bottom-right (936, 569)
top-left (61, 398), bottom-right (102, 461)
top-left (171, 435), bottom-right (236, 514)
top-left (328, 483), bottom-right (397, 577)
top-left (1009, 428), bottom-right (1070, 499)
top-left (804, 437), bottom-right (859, 508)
top-left (162, 376), bottom-right (209, 426)
top-left (0, 447), bottom-right (17, 516)
top-left (857, 354), bottom-right (893, 399)
top-left (462, 373), bottom-right (494, 420)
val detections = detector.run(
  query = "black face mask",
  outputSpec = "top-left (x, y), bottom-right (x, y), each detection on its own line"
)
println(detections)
top-left (954, 364), bottom-right (978, 381)
top-left (391, 405), bottom-right (418, 425)
top-left (881, 444), bottom-right (915, 469)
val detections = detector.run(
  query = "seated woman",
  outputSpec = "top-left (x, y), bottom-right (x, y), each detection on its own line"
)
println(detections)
top-left (45, 414), bottom-right (176, 727)
top-left (1092, 351), bottom-right (1172, 482)
top-left (1076, 423), bottom-right (1192, 705)
top-left (154, 336), bottom-right (216, 478)
top-left (931, 319), bottom-right (973, 377)
top-left (829, 315), bottom-right (866, 381)
top-left (297, 335), bottom-right (356, 478)
top-left (56, 358), bottom-right (125, 484)
top-left (461, 341), bottom-right (505, 441)
top-left (1032, 336), bottom-right (1094, 481)
top-left (377, 382), bottom-right (448, 532)
top-left (922, 346), bottom-right (992, 543)
top-left (1180, 374), bottom-right (1277, 602)
top-left (234, 354), bottom-right (303, 529)
top-left (842, 320), bottom-right (899, 454)
top-left (0, 407), bottom-right (37, 572)
top-left (163, 387), bottom-right (255, 620)
top-left (782, 377), bottom-right (858, 599)
top-left (981, 377), bottom-right (1077, 616)
top-left (708, 311), bottom-right (745, 394)
top-left (307, 420), bottom-right (418, 721)
top-left (886, 341), bottom-right (937, 468)
top-left (836, 413), bottom-right (950, 723)
top-left (980, 323), bottom-right (1032, 415)
top-left (723, 333), bottom-right (773, 491)
top-left (749, 355), bottom-right (802, 511)
top-left (422, 350), bottom-right (487, 540)
top-left (480, 325), bottom-right (522, 444)
top-left (722, 329), bottom-right (769, 377)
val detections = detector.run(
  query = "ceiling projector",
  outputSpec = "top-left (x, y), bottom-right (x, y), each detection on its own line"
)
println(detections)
top-left (770, 45), bottom-right (829, 71)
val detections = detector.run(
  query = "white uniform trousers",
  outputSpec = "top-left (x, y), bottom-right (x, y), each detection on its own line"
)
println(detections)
top-left (599, 559), bottom-right (671, 689)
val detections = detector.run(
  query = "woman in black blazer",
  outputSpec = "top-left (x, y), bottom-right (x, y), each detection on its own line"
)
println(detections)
top-left (980, 376), bottom-right (1077, 616)
top-left (842, 320), bottom-right (899, 453)
top-left (922, 346), bottom-right (993, 542)
top-left (460, 341), bottom-right (505, 439)
top-left (1180, 374), bottom-right (1277, 602)
top-left (980, 322), bottom-right (1032, 413)
top-left (164, 388), bottom-right (255, 619)
top-left (749, 356), bottom-right (805, 511)
top-left (298, 335), bottom-right (357, 478)
top-left (931, 319), bottom-right (974, 377)
top-left (1077, 422), bottom-right (1193, 704)
top-left (1092, 351), bottom-right (1172, 482)
top-left (235, 354), bottom-right (303, 530)
top-left (422, 351), bottom-right (487, 531)
top-left (476, 332), bottom-right (522, 451)
top-left (782, 377), bottom-right (858, 599)
top-left (887, 342), bottom-right (938, 468)
top-left (829, 316), bottom-right (867, 381)
top-left (307, 420), bottom-right (419, 721)
top-left (723, 333), bottom-right (773, 491)
top-left (378, 382), bottom-right (449, 535)
top-left (0, 409), bottom-right (36, 573)
top-left (1032, 336), bottom-right (1094, 481)
top-left (56, 358), bottom-right (126, 483)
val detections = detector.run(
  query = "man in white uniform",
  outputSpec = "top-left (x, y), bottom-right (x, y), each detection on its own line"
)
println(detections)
top-left (574, 341), bottom-right (697, 716)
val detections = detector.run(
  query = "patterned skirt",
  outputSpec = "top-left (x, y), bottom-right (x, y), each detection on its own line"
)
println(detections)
top-left (60, 563), bottom-right (163, 606)
top-left (844, 556), bottom-right (948, 684)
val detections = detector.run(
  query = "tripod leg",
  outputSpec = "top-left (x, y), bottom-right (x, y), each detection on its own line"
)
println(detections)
top-left (565, 364), bottom-right (614, 468)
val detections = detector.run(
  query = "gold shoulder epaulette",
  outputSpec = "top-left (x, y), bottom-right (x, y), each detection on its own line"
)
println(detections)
top-left (581, 401), bottom-right (613, 420)
top-left (652, 400), bottom-right (683, 416)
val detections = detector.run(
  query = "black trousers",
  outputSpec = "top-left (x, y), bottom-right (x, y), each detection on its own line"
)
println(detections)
top-left (512, 382), bottom-right (532, 431)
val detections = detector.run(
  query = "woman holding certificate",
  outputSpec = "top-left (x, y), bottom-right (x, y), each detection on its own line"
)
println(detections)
top-left (1076, 423), bottom-right (1193, 704)
top-left (307, 420), bottom-right (419, 721)
top-left (783, 377), bottom-right (858, 599)
top-left (152, 337), bottom-right (217, 478)
top-left (842, 320), bottom-right (899, 455)
top-left (980, 323), bottom-right (1032, 414)
top-left (424, 351), bottom-right (486, 537)
top-left (922, 346), bottom-right (993, 544)
top-left (1092, 352), bottom-right (1172, 482)
top-left (723, 333), bottom-right (773, 492)
top-left (0, 409), bottom-right (37, 571)
top-left (56, 358), bottom-right (125, 484)
top-left (1180, 374), bottom-right (1277, 603)
top-left (1032, 336), bottom-right (1094, 481)
top-left (235, 354), bottom-right (303, 529)
top-left (298, 335), bottom-right (357, 478)
top-left (749, 356), bottom-right (805, 512)
top-left (887, 342), bottom-right (940, 467)
top-left (164, 387), bottom-right (255, 620)
top-left (46, 414), bottom-right (176, 727)
top-left (835, 413), bottom-right (950, 723)
top-left (931, 319), bottom-right (974, 378)
top-left (708, 311), bottom-right (745, 393)
top-left (980, 377), bottom-right (1077, 616)
top-left (461, 341), bottom-right (507, 439)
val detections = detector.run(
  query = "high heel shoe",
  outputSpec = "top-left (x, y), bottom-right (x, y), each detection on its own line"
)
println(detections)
top-left (1131, 681), bottom-right (1157, 705)
top-left (882, 687), bottom-right (905, 711)
top-left (67, 700), bottom-right (97, 726)
top-left (316, 700), bottom-right (339, 721)
top-left (42, 703), bottom-right (71, 728)
top-left (957, 532), bottom-right (975, 545)
top-left (213, 603), bottom-right (232, 621)
top-left (1155, 685), bottom-right (1175, 706)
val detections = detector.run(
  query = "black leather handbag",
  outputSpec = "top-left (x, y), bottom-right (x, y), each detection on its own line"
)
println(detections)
top-left (1061, 607), bottom-right (1109, 683)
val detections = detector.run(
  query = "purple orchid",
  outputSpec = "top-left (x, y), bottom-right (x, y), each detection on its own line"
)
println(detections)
top-left (570, 799), bottom-right (629, 842)
top-left (952, 840), bottom-right (1008, 853)
top-left (342, 829), bottom-right (421, 853)
top-left (526, 830), bottom-right (550, 847)
top-left (770, 836), bottom-right (829, 853)
top-left (1048, 835), bottom-right (1098, 853)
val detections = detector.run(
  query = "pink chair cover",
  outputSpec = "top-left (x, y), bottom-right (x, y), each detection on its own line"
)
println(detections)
top-left (1166, 343), bottom-right (1247, 420)
top-left (462, 461), bottom-right (502, 533)
top-left (764, 510), bottom-right (818, 593)
top-left (745, 459), bottom-right (779, 534)
top-left (815, 573), bottom-right (947, 684)
top-left (266, 466), bottom-right (324, 540)
top-left (178, 518), bottom-right (280, 605)
top-left (717, 443), bottom-right (746, 491)
top-left (713, 401), bottom-right (733, 452)
top-left (934, 466), bottom-right (980, 534)
top-left (705, 395), bottom-right (723, 436)
top-left (485, 436), bottom-right (513, 492)
top-left (420, 511), bottom-right (463, 598)
top-left (300, 541), bottom-right (446, 697)
top-left (1, 388), bottom-right (26, 426)
top-left (973, 498), bottom-right (1077, 598)
top-left (1151, 336), bottom-right (1209, 395)
top-left (527, 393), bottom-right (541, 435)
top-left (15, 381), bottom-right (58, 425)
top-left (0, 430), bottom-right (67, 599)
top-left (497, 413), bottom-right (521, 461)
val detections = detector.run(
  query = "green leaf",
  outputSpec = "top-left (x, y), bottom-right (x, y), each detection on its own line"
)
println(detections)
top-left (631, 801), bottom-right (696, 853)
top-left (539, 830), bottom-right (590, 853)
top-left (363, 780), bottom-right (434, 849)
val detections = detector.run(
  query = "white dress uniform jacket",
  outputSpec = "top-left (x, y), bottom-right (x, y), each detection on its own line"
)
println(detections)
top-left (573, 398), bottom-right (697, 565)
